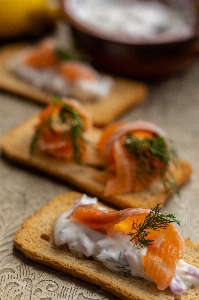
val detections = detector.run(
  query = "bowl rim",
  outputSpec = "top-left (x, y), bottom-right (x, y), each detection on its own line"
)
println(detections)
top-left (61, 0), bottom-right (199, 46)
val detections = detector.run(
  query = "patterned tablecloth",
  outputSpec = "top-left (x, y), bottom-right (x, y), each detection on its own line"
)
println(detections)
top-left (0, 40), bottom-right (199, 300)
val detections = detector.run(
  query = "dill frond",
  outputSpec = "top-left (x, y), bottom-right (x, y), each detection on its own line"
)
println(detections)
top-left (29, 116), bottom-right (52, 156)
top-left (29, 98), bottom-right (86, 164)
top-left (129, 203), bottom-right (181, 248)
top-left (123, 135), bottom-right (178, 192)
top-left (55, 48), bottom-right (85, 61)
top-left (106, 252), bottom-right (131, 276)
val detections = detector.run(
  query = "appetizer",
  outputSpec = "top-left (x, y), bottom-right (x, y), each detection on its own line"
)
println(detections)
top-left (95, 120), bottom-right (178, 195)
top-left (14, 192), bottom-right (199, 300)
top-left (8, 38), bottom-right (113, 102)
top-left (1, 105), bottom-right (192, 209)
top-left (29, 97), bottom-right (102, 166)
top-left (0, 42), bottom-right (148, 126)
top-left (30, 97), bottom-right (91, 163)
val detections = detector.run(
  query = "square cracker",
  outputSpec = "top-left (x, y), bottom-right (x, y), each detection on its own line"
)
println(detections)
top-left (14, 191), bottom-right (199, 300)
top-left (1, 114), bottom-right (192, 209)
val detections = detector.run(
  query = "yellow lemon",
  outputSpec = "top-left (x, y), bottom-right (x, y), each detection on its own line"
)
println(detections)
top-left (0, 0), bottom-right (60, 39)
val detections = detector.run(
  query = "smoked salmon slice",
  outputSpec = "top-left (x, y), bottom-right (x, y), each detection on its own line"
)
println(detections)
top-left (70, 203), bottom-right (185, 291)
top-left (115, 211), bottom-right (185, 290)
top-left (30, 98), bottom-right (91, 163)
top-left (95, 120), bottom-right (177, 195)
top-left (59, 61), bottom-right (98, 82)
top-left (23, 39), bottom-right (60, 68)
top-left (70, 203), bottom-right (149, 234)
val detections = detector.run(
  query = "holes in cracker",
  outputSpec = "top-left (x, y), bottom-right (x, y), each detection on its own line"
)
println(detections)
top-left (41, 233), bottom-right (50, 242)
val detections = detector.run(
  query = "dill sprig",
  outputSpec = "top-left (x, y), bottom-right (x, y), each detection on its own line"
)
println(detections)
top-left (30, 116), bottom-right (52, 156)
top-left (55, 48), bottom-right (85, 61)
top-left (59, 101), bottom-right (86, 164)
top-left (30, 129), bottom-right (39, 156)
top-left (106, 252), bottom-right (131, 276)
top-left (123, 135), bottom-right (178, 192)
top-left (129, 203), bottom-right (181, 248)
top-left (30, 98), bottom-right (86, 164)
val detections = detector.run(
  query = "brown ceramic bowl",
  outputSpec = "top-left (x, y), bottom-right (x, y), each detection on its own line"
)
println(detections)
top-left (61, 0), bottom-right (199, 79)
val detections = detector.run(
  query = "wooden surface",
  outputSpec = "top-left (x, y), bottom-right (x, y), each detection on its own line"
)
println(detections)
top-left (1, 40), bottom-right (199, 299)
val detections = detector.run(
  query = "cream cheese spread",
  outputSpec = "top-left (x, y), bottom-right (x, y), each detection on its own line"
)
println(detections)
top-left (54, 194), bottom-right (199, 295)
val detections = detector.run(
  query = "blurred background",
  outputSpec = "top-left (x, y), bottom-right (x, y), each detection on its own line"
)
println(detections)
top-left (0, 0), bottom-right (61, 42)
top-left (0, 0), bottom-right (199, 79)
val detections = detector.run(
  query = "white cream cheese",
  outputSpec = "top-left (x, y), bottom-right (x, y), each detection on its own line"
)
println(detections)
top-left (54, 194), bottom-right (199, 295)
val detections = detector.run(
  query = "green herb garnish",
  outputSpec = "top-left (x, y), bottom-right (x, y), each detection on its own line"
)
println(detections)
top-left (30, 116), bottom-right (52, 156)
top-left (30, 98), bottom-right (86, 164)
top-left (55, 48), bottom-right (85, 61)
top-left (106, 252), bottom-right (131, 276)
top-left (129, 203), bottom-right (181, 248)
top-left (123, 135), bottom-right (178, 192)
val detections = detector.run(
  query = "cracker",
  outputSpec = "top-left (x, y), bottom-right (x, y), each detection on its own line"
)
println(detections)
top-left (1, 114), bottom-right (192, 209)
top-left (0, 44), bottom-right (148, 127)
top-left (14, 191), bottom-right (199, 300)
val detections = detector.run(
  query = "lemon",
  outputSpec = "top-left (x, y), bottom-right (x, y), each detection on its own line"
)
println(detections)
top-left (0, 0), bottom-right (60, 39)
